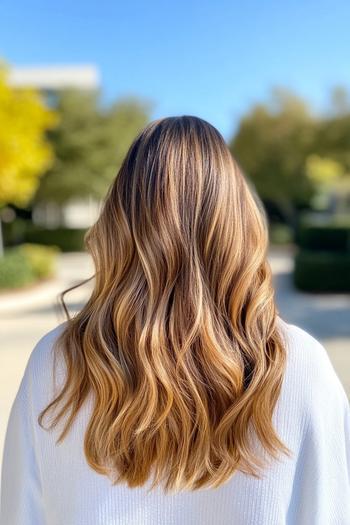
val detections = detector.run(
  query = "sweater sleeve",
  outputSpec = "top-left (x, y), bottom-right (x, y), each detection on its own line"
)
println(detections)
top-left (0, 348), bottom-right (46, 525)
top-left (287, 329), bottom-right (350, 524)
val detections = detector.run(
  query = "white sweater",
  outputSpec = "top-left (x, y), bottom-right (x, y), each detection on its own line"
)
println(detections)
top-left (1, 318), bottom-right (350, 525)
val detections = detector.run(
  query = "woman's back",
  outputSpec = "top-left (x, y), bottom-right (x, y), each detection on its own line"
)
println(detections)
top-left (1, 116), bottom-right (350, 524)
top-left (2, 317), bottom-right (349, 525)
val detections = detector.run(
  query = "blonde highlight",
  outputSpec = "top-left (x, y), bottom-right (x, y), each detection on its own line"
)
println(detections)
top-left (38, 115), bottom-right (290, 493)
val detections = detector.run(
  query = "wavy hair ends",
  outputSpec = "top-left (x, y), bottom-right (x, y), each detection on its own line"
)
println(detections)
top-left (38, 115), bottom-right (290, 493)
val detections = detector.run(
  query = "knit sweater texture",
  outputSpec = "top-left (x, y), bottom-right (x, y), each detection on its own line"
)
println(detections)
top-left (1, 317), bottom-right (350, 524)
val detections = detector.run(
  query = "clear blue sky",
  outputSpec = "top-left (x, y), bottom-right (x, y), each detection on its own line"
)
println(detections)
top-left (1, 0), bottom-right (350, 140)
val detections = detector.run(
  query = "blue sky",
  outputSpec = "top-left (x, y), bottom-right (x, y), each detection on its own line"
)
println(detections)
top-left (1, 0), bottom-right (350, 140)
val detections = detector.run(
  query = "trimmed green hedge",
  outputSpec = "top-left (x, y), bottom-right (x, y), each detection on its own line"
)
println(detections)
top-left (294, 250), bottom-right (350, 292)
top-left (24, 226), bottom-right (87, 252)
top-left (0, 244), bottom-right (59, 290)
top-left (296, 223), bottom-right (350, 253)
top-left (294, 217), bottom-right (350, 292)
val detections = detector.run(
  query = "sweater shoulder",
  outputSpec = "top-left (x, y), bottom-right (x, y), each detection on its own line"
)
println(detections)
top-left (277, 317), bottom-right (334, 373)
top-left (23, 322), bottom-right (68, 407)
top-left (276, 316), bottom-right (348, 407)
top-left (27, 322), bottom-right (67, 372)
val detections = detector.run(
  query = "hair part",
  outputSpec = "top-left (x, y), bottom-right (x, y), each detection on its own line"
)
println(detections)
top-left (39, 115), bottom-right (290, 493)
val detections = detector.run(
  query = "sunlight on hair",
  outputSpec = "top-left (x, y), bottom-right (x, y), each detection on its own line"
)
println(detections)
top-left (38, 116), bottom-right (290, 493)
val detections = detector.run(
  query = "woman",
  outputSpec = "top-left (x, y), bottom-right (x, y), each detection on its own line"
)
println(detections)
top-left (1, 116), bottom-right (349, 525)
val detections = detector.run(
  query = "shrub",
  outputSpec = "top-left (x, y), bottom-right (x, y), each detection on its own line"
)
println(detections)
top-left (24, 226), bottom-right (87, 252)
top-left (293, 215), bottom-right (350, 292)
top-left (294, 250), bottom-right (350, 292)
top-left (0, 249), bottom-right (35, 289)
top-left (0, 243), bottom-right (59, 290)
top-left (295, 214), bottom-right (350, 253)
top-left (296, 224), bottom-right (350, 253)
top-left (18, 243), bottom-right (59, 279)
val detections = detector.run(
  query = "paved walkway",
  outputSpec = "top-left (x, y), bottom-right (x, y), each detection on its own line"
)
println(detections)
top-left (1, 248), bottom-right (349, 468)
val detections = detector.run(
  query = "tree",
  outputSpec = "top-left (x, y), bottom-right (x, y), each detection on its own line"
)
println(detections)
top-left (0, 66), bottom-right (57, 253)
top-left (306, 89), bottom-right (350, 216)
top-left (34, 90), bottom-right (152, 204)
top-left (0, 67), bottom-right (57, 207)
top-left (305, 155), bottom-right (350, 215)
top-left (229, 89), bottom-right (317, 223)
top-left (312, 113), bottom-right (350, 170)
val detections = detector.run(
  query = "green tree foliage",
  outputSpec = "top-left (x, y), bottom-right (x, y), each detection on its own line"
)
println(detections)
top-left (230, 87), bottom-right (350, 221)
top-left (310, 88), bottom-right (350, 215)
top-left (230, 89), bottom-right (316, 214)
top-left (35, 90), bottom-right (152, 204)
top-left (312, 115), bottom-right (350, 170)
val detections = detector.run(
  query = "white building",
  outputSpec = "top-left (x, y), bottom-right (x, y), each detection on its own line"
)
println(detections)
top-left (9, 64), bottom-right (100, 91)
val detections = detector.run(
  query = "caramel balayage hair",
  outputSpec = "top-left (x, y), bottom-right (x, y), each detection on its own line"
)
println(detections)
top-left (39, 115), bottom-right (290, 492)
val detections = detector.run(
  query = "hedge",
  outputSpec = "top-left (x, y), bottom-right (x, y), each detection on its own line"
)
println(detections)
top-left (295, 212), bottom-right (350, 252)
top-left (293, 250), bottom-right (350, 292)
top-left (0, 244), bottom-right (59, 290)
top-left (296, 224), bottom-right (350, 253)
top-left (0, 250), bottom-right (35, 289)
top-left (24, 226), bottom-right (87, 252)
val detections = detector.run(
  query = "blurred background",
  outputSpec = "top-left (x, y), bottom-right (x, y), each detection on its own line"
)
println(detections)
top-left (0, 0), bottom-right (349, 467)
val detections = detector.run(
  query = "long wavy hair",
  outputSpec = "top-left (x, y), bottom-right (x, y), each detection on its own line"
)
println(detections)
top-left (38, 115), bottom-right (290, 493)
